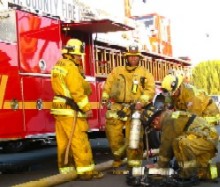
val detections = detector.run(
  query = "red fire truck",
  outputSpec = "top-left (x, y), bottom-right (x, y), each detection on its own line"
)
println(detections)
top-left (0, 3), bottom-right (190, 152)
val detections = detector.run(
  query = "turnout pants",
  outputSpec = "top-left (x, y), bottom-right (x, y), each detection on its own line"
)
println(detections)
top-left (105, 118), bottom-right (144, 167)
top-left (55, 116), bottom-right (94, 174)
top-left (173, 134), bottom-right (216, 179)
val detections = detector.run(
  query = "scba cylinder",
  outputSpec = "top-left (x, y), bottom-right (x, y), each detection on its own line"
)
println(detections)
top-left (129, 110), bottom-right (142, 149)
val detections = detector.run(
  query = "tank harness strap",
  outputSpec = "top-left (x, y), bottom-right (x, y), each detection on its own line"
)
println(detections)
top-left (56, 95), bottom-right (82, 112)
top-left (184, 114), bottom-right (197, 131)
top-left (207, 99), bottom-right (214, 107)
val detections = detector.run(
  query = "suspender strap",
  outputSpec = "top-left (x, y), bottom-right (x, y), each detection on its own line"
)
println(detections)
top-left (184, 114), bottom-right (196, 131)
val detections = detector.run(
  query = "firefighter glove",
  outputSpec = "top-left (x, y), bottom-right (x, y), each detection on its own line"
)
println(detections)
top-left (117, 110), bottom-right (127, 118)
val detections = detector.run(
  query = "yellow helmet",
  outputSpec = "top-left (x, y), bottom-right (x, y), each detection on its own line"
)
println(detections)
top-left (61, 39), bottom-right (85, 56)
top-left (124, 45), bottom-right (143, 58)
top-left (161, 74), bottom-right (184, 93)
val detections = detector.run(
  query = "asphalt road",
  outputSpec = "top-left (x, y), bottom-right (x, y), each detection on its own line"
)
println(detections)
top-left (0, 138), bottom-right (220, 187)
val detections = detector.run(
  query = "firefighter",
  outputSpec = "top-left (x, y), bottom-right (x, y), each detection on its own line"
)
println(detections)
top-left (51, 39), bottom-right (103, 180)
top-left (101, 45), bottom-right (155, 169)
top-left (161, 73), bottom-right (220, 125)
top-left (141, 104), bottom-right (219, 180)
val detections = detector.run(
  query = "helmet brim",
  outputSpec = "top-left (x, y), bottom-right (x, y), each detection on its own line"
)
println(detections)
top-left (62, 49), bottom-right (85, 56)
top-left (68, 51), bottom-right (85, 56)
top-left (124, 53), bottom-right (144, 59)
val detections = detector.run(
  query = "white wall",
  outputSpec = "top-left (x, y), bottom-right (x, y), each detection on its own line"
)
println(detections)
top-left (81, 0), bottom-right (125, 17)
top-left (141, 0), bottom-right (220, 64)
top-left (0, 0), bottom-right (8, 10)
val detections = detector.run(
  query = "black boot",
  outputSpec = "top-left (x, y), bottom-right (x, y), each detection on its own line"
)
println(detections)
top-left (126, 168), bottom-right (142, 186)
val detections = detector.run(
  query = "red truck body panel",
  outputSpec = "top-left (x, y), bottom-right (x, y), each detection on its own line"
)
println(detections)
top-left (0, 10), bottom-right (108, 141)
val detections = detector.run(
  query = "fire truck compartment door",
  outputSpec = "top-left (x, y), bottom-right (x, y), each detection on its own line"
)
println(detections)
top-left (62, 19), bottom-right (134, 33)
top-left (17, 10), bottom-right (61, 74)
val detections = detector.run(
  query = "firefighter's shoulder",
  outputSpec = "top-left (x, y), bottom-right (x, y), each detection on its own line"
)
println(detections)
top-left (114, 66), bottom-right (125, 70)
top-left (183, 82), bottom-right (194, 89)
top-left (136, 66), bottom-right (149, 72)
top-left (171, 111), bottom-right (191, 119)
top-left (110, 66), bottom-right (125, 73)
top-left (183, 83), bottom-right (206, 96)
top-left (136, 66), bottom-right (152, 76)
top-left (56, 59), bottom-right (73, 66)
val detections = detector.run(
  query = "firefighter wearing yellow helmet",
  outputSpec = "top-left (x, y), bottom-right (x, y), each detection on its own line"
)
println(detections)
top-left (101, 45), bottom-right (155, 170)
top-left (161, 73), bottom-right (184, 94)
top-left (51, 38), bottom-right (103, 180)
top-left (142, 104), bottom-right (218, 180)
top-left (161, 72), bottom-right (220, 125)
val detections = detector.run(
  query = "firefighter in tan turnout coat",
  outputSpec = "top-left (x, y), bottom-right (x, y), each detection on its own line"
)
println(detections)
top-left (51, 39), bottom-right (103, 180)
top-left (102, 45), bottom-right (155, 169)
top-left (161, 73), bottom-right (220, 125)
top-left (142, 104), bottom-right (219, 180)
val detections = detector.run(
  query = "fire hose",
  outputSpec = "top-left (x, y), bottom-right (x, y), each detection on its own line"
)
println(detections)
top-left (12, 159), bottom-right (128, 187)
top-left (12, 150), bottom-right (156, 187)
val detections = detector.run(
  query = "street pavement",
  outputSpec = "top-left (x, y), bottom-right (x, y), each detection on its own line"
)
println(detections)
top-left (0, 136), bottom-right (220, 187)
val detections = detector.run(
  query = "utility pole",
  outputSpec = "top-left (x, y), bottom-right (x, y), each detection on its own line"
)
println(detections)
top-left (124, 0), bottom-right (147, 17)
top-left (124, 0), bottom-right (131, 17)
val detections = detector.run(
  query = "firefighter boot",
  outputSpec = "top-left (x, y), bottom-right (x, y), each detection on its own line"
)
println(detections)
top-left (197, 167), bottom-right (210, 180)
top-left (112, 145), bottom-right (127, 168)
top-left (126, 168), bottom-right (142, 186)
top-left (78, 170), bottom-right (104, 180)
top-left (111, 160), bottom-right (128, 175)
top-left (113, 144), bottom-right (127, 166)
top-left (92, 171), bottom-right (105, 179)
top-left (179, 167), bottom-right (198, 180)
top-left (112, 159), bottom-right (123, 168)
top-left (198, 166), bottom-right (219, 181)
